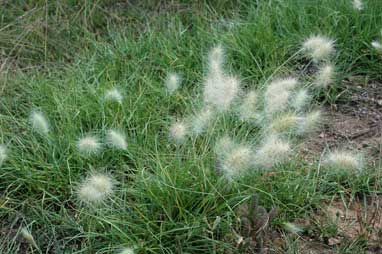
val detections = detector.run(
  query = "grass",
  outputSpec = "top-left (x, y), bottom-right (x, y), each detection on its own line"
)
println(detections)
top-left (1, 0), bottom-right (382, 253)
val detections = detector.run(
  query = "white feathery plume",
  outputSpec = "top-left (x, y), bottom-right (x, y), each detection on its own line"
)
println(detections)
top-left (238, 90), bottom-right (259, 121)
top-left (264, 77), bottom-right (298, 116)
top-left (371, 41), bottom-right (382, 51)
top-left (298, 110), bottom-right (322, 134)
top-left (221, 144), bottom-right (253, 179)
top-left (215, 135), bottom-right (236, 158)
top-left (352, 0), bottom-right (363, 10)
top-left (208, 44), bottom-right (224, 76)
top-left (269, 113), bottom-right (301, 133)
top-left (165, 72), bottom-right (181, 94)
top-left (169, 121), bottom-right (187, 144)
top-left (78, 173), bottom-right (114, 203)
top-left (302, 35), bottom-right (335, 61)
top-left (29, 111), bottom-right (49, 135)
top-left (323, 150), bottom-right (363, 171)
top-left (315, 64), bottom-right (334, 88)
top-left (203, 46), bottom-right (241, 111)
top-left (106, 130), bottom-right (127, 150)
top-left (254, 135), bottom-right (291, 168)
top-left (0, 144), bottom-right (7, 166)
top-left (284, 222), bottom-right (303, 234)
top-left (292, 89), bottom-right (311, 111)
top-left (191, 107), bottom-right (215, 135)
top-left (104, 88), bottom-right (123, 104)
top-left (21, 228), bottom-right (38, 248)
top-left (77, 135), bottom-right (102, 155)
top-left (204, 74), bottom-right (241, 111)
top-left (119, 247), bottom-right (135, 254)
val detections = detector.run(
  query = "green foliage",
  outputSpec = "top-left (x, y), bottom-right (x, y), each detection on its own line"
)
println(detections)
top-left (1, 0), bottom-right (381, 253)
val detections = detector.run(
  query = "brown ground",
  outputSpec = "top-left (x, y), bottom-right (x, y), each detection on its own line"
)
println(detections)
top-left (302, 76), bottom-right (382, 167)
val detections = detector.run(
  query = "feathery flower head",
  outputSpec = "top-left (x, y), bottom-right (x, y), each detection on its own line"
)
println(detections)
top-left (104, 88), bottom-right (123, 104)
top-left (323, 150), bottom-right (363, 171)
top-left (204, 74), bottom-right (241, 111)
top-left (269, 113), bottom-right (301, 133)
top-left (265, 77), bottom-right (298, 116)
top-left (106, 130), bottom-right (127, 150)
top-left (298, 110), bottom-right (322, 134)
top-left (371, 41), bottom-right (382, 51)
top-left (239, 90), bottom-right (259, 121)
top-left (353, 0), bottom-right (363, 10)
top-left (302, 35), bottom-right (335, 61)
top-left (315, 64), bottom-right (334, 88)
top-left (222, 144), bottom-right (253, 179)
top-left (215, 135), bottom-right (236, 158)
top-left (0, 144), bottom-right (7, 166)
top-left (169, 121), bottom-right (187, 144)
top-left (119, 247), bottom-right (135, 254)
top-left (77, 135), bottom-right (102, 155)
top-left (191, 107), bottom-right (215, 135)
top-left (78, 173), bottom-right (114, 203)
top-left (29, 111), bottom-right (49, 135)
top-left (284, 222), bottom-right (303, 234)
top-left (292, 89), bottom-right (311, 111)
top-left (208, 45), bottom-right (224, 75)
top-left (255, 135), bottom-right (291, 168)
top-left (165, 72), bottom-right (181, 94)
top-left (20, 228), bottom-right (37, 248)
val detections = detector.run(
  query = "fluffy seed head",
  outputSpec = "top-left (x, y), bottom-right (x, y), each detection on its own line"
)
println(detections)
top-left (269, 113), bottom-right (301, 133)
top-left (353, 0), bottom-right (363, 10)
top-left (21, 228), bottom-right (37, 247)
top-left (284, 222), bottom-right (303, 234)
top-left (169, 121), bottom-right (187, 144)
top-left (298, 110), bottom-right (322, 134)
top-left (77, 135), bottom-right (102, 154)
top-left (239, 90), bottom-right (258, 121)
top-left (165, 72), bottom-right (181, 94)
top-left (315, 64), bottom-right (334, 88)
top-left (78, 173), bottom-right (114, 203)
top-left (302, 35), bottom-right (335, 61)
top-left (264, 78), bottom-right (298, 116)
top-left (191, 107), bottom-right (215, 135)
top-left (120, 247), bottom-right (135, 254)
top-left (292, 89), bottom-right (311, 111)
top-left (371, 41), bottom-right (382, 51)
top-left (104, 88), bottom-right (123, 104)
top-left (222, 145), bottom-right (253, 179)
top-left (255, 136), bottom-right (291, 168)
top-left (0, 145), bottom-right (7, 166)
top-left (29, 111), bottom-right (49, 135)
top-left (215, 136), bottom-right (236, 157)
top-left (323, 150), bottom-right (363, 171)
top-left (204, 74), bottom-right (241, 111)
top-left (208, 45), bottom-right (224, 75)
top-left (106, 130), bottom-right (127, 150)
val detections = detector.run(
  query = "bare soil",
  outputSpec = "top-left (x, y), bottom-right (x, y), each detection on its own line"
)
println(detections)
top-left (302, 77), bottom-right (382, 167)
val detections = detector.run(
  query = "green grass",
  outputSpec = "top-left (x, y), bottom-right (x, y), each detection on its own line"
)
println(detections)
top-left (1, 0), bottom-right (382, 253)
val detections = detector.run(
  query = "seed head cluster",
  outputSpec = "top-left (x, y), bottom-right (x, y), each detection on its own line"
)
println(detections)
top-left (106, 129), bottom-right (127, 150)
top-left (324, 150), bottom-right (363, 171)
top-left (78, 173), bottom-right (114, 203)
top-left (29, 111), bottom-right (50, 135)
top-left (104, 88), bottom-right (123, 104)
top-left (165, 72), bottom-right (181, 94)
top-left (77, 135), bottom-right (102, 155)
top-left (302, 35), bottom-right (335, 61)
top-left (0, 144), bottom-right (7, 166)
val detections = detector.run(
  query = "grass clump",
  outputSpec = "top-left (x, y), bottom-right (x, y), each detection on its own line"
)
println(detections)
top-left (1, 1), bottom-right (382, 253)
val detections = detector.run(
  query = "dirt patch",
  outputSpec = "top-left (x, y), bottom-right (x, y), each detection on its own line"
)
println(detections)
top-left (302, 77), bottom-right (382, 166)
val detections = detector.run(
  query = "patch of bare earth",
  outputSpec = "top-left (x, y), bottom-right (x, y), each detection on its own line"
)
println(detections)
top-left (301, 77), bottom-right (382, 166)
top-left (291, 77), bottom-right (382, 253)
